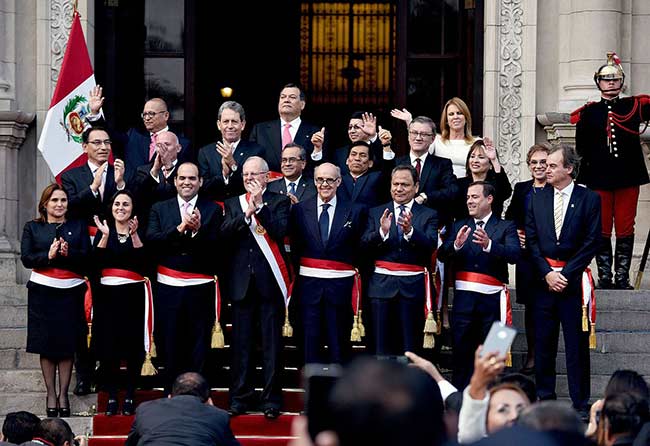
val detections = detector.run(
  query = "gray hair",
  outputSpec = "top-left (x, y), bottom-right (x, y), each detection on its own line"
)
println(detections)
top-left (549, 144), bottom-right (581, 179)
top-left (217, 101), bottom-right (246, 122)
top-left (243, 156), bottom-right (269, 172)
top-left (315, 162), bottom-right (341, 179)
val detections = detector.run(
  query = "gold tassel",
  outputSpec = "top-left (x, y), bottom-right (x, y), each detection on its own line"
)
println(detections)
top-left (581, 305), bottom-right (588, 332)
top-left (350, 315), bottom-right (361, 342)
top-left (589, 323), bottom-right (597, 350)
top-left (357, 310), bottom-right (366, 338)
top-left (424, 311), bottom-right (437, 335)
top-left (211, 321), bottom-right (225, 349)
top-left (436, 311), bottom-right (442, 335)
top-left (505, 349), bottom-right (512, 367)
top-left (141, 353), bottom-right (157, 376)
top-left (149, 337), bottom-right (157, 358)
top-left (282, 309), bottom-right (293, 338)
top-left (86, 323), bottom-right (92, 349)
top-left (423, 333), bottom-right (435, 349)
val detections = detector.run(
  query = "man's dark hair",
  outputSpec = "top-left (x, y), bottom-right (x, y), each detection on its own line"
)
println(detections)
top-left (348, 140), bottom-right (374, 162)
top-left (410, 116), bottom-right (437, 134)
top-left (549, 144), bottom-right (581, 179)
top-left (494, 373), bottom-right (537, 404)
top-left (2, 411), bottom-right (40, 444)
top-left (82, 125), bottom-right (109, 144)
top-left (329, 357), bottom-right (446, 446)
top-left (391, 164), bottom-right (418, 185)
top-left (603, 391), bottom-right (650, 438)
top-left (605, 370), bottom-right (650, 401)
top-left (468, 180), bottom-right (496, 199)
top-left (34, 418), bottom-right (74, 446)
top-left (282, 142), bottom-right (307, 160)
top-left (350, 111), bottom-right (365, 120)
top-left (171, 372), bottom-right (211, 402)
top-left (281, 83), bottom-right (305, 101)
top-left (517, 401), bottom-right (584, 435)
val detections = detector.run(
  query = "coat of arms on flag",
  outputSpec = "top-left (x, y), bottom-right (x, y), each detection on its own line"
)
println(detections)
top-left (60, 94), bottom-right (91, 143)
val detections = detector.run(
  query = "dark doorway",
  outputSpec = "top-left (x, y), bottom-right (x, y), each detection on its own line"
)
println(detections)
top-left (94, 0), bottom-right (482, 157)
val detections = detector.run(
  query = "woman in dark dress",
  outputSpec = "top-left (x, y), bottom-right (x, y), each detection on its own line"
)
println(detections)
top-left (452, 139), bottom-right (512, 221)
top-left (93, 190), bottom-right (149, 416)
top-left (504, 143), bottom-right (550, 374)
top-left (20, 183), bottom-right (91, 417)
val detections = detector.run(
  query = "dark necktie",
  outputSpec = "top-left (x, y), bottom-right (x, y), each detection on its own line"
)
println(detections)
top-left (476, 220), bottom-right (484, 228)
top-left (415, 158), bottom-right (422, 179)
top-left (319, 203), bottom-right (331, 245)
top-left (397, 204), bottom-right (406, 238)
top-left (288, 182), bottom-right (297, 196)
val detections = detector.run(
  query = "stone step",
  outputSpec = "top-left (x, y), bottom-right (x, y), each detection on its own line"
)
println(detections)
top-left (0, 284), bottom-right (26, 305)
top-left (555, 352), bottom-right (650, 375)
top-left (509, 308), bottom-right (650, 332)
top-left (0, 304), bottom-right (26, 328)
top-left (0, 349), bottom-right (40, 369)
top-left (556, 373), bottom-right (609, 400)
top-left (510, 330), bottom-right (650, 353)
top-left (0, 391), bottom-right (98, 417)
top-left (0, 328), bottom-right (26, 349)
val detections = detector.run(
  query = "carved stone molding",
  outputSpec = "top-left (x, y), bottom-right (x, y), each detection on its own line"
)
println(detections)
top-left (0, 111), bottom-right (35, 150)
top-left (497, 0), bottom-right (523, 185)
top-left (536, 112), bottom-right (575, 146)
top-left (50, 0), bottom-right (75, 91)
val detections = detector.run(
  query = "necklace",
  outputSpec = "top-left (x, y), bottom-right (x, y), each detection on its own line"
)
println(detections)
top-left (117, 232), bottom-right (129, 244)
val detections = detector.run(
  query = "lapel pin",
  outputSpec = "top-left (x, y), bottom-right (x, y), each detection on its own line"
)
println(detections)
top-left (571, 204), bottom-right (574, 208)
top-left (239, 152), bottom-right (243, 156)
top-left (68, 232), bottom-right (72, 235)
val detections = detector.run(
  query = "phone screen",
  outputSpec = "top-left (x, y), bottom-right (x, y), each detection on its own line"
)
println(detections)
top-left (304, 365), bottom-right (342, 441)
top-left (480, 321), bottom-right (517, 358)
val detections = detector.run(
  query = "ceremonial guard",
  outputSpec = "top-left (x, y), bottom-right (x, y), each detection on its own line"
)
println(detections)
top-left (571, 52), bottom-right (650, 289)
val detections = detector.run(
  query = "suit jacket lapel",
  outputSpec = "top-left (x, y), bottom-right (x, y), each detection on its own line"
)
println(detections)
top-left (419, 157), bottom-right (433, 190)
top-left (304, 201), bottom-right (322, 247)
top-left (560, 186), bottom-right (579, 238)
top-left (342, 174), bottom-right (355, 199)
top-left (269, 122), bottom-right (282, 169)
top-left (328, 202), bottom-right (349, 246)
top-left (351, 174), bottom-right (368, 202)
top-left (296, 177), bottom-right (307, 200)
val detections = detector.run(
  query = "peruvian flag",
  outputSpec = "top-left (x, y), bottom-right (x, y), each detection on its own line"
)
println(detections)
top-left (38, 11), bottom-right (97, 180)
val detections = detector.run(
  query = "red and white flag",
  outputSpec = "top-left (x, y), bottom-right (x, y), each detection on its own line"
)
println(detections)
top-left (38, 11), bottom-right (97, 180)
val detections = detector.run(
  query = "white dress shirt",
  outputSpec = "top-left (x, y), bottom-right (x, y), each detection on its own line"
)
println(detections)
top-left (317, 195), bottom-right (337, 235)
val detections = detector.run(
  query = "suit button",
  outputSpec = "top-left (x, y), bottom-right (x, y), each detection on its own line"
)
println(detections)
top-left (249, 248), bottom-right (253, 252)
top-left (614, 154), bottom-right (619, 157)
top-left (556, 242), bottom-right (560, 246)
top-left (474, 264), bottom-right (479, 268)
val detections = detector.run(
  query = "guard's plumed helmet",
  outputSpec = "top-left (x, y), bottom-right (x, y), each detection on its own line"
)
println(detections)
top-left (594, 52), bottom-right (625, 89)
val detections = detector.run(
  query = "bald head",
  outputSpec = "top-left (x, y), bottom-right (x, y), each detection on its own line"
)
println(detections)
top-left (142, 98), bottom-right (170, 132)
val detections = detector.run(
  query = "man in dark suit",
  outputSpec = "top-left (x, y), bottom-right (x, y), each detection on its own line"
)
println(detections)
top-left (86, 86), bottom-right (191, 182)
top-left (125, 372), bottom-right (239, 446)
top-left (146, 162), bottom-right (223, 393)
top-left (337, 141), bottom-right (391, 209)
top-left (289, 162), bottom-right (367, 365)
top-left (362, 165), bottom-right (438, 355)
top-left (526, 144), bottom-right (600, 417)
top-left (197, 101), bottom-right (265, 201)
top-left (267, 143), bottom-right (317, 204)
top-left (311, 111), bottom-right (393, 174)
top-left (61, 125), bottom-right (126, 395)
top-left (221, 156), bottom-right (291, 419)
top-left (439, 181), bottom-right (520, 389)
top-left (395, 116), bottom-right (458, 226)
top-left (249, 83), bottom-right (324, 173)
top-left (61, 126), bottom-right (126, 227)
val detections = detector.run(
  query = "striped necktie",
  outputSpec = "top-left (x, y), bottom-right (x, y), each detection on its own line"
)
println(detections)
top-left (554, 190), bottom-right (564, 238)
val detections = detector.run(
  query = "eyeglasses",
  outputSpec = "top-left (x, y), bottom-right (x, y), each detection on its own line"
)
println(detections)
top-left (315, 177), bottom-right (339, 186)
top-left (242, 171), bottom-right (269, 178)
top-left (88, 139), bottom-right (112, 147)
top-left (408, 130), bottom-right (434, 139)
top-left (141, 111), bottom-right (167, 119)
top-left (281, 157), bottom-right (304, 164)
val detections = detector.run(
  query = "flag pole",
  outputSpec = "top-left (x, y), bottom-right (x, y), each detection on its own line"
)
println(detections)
top-left (72, 0), bottom-right (79, 16)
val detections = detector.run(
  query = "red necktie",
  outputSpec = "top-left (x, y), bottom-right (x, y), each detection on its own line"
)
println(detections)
top-left (282, 123), bottom-right (292, 149)
top-left (149, 133), bottom-right (157, 162)
top-left (415, 158), bottom-right (422, 179)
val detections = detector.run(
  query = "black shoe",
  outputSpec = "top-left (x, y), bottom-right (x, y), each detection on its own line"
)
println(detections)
top-left (46, 407), bottom-right (58, 418)
top-left (264, 407), bottom-right (280, 419)
top-left (575, 408), bottom-right (590, 423)
top-left (105, 399), bottom-right (118, 416)
top-left (59, 406), bottom-right (70, 418)
top-left (73, 380), bottom-right (91, 396)
top-left (614, 235), bottom-right (635, 290)
top-left (228, 405), bottom-right (247, 417)
top-left (122, 399), bottom-right (135, 416)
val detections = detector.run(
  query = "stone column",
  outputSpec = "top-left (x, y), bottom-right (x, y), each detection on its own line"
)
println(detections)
top-left (483, 0), bottom-right (538, 183)
top-left (0, 0), bottom-right (17, 111)
top-left (0, 111), bottom-right (34, 283)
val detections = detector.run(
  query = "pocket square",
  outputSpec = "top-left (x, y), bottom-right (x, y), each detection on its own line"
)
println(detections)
top-left (343, 220), bottom-right (353, 228)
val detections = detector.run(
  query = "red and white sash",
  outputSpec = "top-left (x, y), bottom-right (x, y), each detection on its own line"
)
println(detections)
top-left (374, 260), bottom-right (434, 321)
top-left (31, 267), bottom-right (93, 324)
top-left (545, 258), bottom-right (596, 334)
top-left (239, 194), bottom-right (292, 311)
top-left (156, 265), bottom-right (222, 334)
top-left (100, 268), bottom-right (155, 356)
top-left (299, 257), bottom-right (363, 339)
top-left (455, 271), bottom-right (512, 325)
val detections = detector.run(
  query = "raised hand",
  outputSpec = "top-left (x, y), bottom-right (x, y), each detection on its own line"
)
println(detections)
top-left (245, 180), bottom-right (264, 218)
top-left (390, 108), bottom-right (413, 125)
top-left (59, 239), bottom-right (69, 257)
top-left (397, 209), bottom-right (413, 236)
top-left (216, 141), bottom-right (234, 168)
top-left (113, 158), bottom-right (125, 189)
top-left (378, 125), bottom-right (392, 147)
top-left (469, 345), bottom-right (506, 399)
top-left (128, 216), bottom-right (139, 235)
top-left (186, 208), bottom-right (201, 232)
top-left (379, 208), bottom-right (393, 235)
top-left (454, 225), bottom-right (472, 249)
top-left (48, 238), bottom-right (61, 260)
top-left (89, 85), bottom-right (104, 115)
top-left (361, 112), bottom-right (377, 139)
top-left (472, 226), bottom-right (491, 249)
top-left (311, 127), bottom-right (325, 153)
top-left (91, 162), bottom-right (108, 194)
top-left (93, 215), bottom-right (110, 236)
